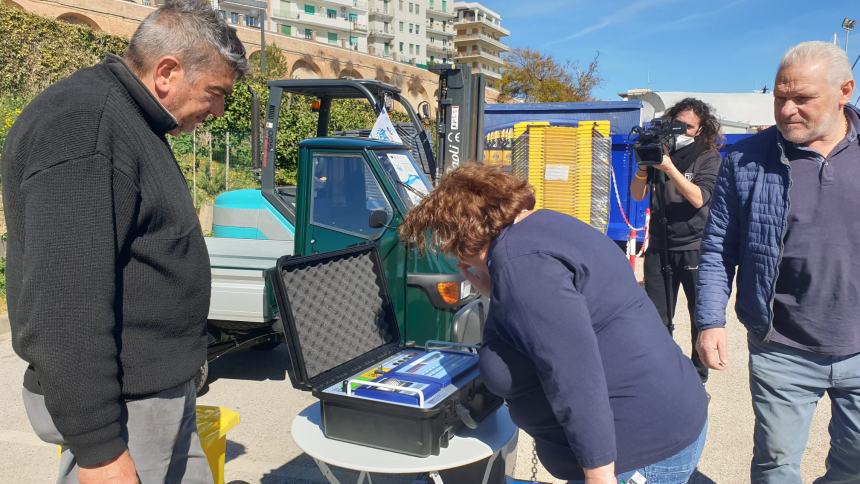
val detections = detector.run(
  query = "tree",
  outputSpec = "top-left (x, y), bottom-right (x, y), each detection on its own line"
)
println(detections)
top-left (497, 48), bottom-right (602, 103)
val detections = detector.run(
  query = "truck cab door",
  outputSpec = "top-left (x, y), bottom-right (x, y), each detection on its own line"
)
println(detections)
top-left (302, 150), bottom-right (407, 329)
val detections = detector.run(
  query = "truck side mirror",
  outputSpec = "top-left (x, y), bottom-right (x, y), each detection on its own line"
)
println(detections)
top-left (368, 210), bottom-right (390, 229)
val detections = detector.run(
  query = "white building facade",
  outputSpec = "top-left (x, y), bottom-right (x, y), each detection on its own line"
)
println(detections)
top-left (452, 2), bottom-right (508, 87)
top-left (206, 0), bottom-right (464, 70)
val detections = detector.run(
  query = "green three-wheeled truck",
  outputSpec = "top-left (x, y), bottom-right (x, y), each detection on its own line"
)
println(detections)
top-left (198, 73), bottom-right (488, 390)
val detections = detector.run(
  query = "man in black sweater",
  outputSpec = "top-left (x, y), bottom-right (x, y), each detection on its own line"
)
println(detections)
top-left (1, 1), bottom-right (246, 482)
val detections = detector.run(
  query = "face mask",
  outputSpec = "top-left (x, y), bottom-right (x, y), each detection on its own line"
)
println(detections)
top-left (673, 134), bottom-right (695, 151)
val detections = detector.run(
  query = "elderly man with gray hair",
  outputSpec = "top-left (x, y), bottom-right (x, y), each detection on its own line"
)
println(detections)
top-left (695, 41), bottom-right (860, 483)
top-left (1, 1), bottom-right (246, 482)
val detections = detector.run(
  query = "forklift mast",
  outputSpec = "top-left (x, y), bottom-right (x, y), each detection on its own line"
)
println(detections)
top-left (430, 65), bottom-right (486, 175)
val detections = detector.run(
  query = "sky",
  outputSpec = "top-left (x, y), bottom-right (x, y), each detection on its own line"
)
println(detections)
top-left (483, 0), bottom-right (860, 100)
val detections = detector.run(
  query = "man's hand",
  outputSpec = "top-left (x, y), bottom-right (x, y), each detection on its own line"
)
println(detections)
top-left (457, 262), bottom-right (491, 297)
top-left (79, 450), bottom-right (139, 484)
top-left (696, 327), bottom-right (728, 370)
top-left (653, 153), bottom-right (675, 173)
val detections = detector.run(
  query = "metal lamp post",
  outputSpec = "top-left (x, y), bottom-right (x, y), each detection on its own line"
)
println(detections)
top-left (843, 17), bottom-right (856, 57)
top-left (259, 7), bottom-right (267, 76)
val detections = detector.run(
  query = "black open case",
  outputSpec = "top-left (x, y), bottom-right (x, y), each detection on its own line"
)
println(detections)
top-left (267, 244), bottom-right (502, 457)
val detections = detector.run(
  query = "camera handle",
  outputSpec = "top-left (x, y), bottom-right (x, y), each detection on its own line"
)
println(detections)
top-left (650, 172), bottom-right (676, 333)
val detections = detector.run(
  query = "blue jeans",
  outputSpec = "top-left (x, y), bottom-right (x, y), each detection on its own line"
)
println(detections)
top-left (567, 422), bottom-right (707, 484)
top-left (748, 337), bottom-right (860, 484)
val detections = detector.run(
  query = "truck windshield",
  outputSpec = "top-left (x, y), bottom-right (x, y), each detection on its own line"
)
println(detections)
top-left (374, 150), bottom-right (433, 209)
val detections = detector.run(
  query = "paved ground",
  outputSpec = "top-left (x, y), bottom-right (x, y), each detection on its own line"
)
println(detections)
top-left (0, 263), bottom-right (834, 483)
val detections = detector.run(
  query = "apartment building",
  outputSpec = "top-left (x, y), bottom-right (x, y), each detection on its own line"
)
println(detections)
top-left (151, 0), bottom-right (461, 69)
top-left (213, 0), bottom-right (267, 29)
top-left (365, 0), bottom-right (455, 67)
top-left (268, 0), bottom-right (369, 52)
top-left (453, 2), bottom-right (509, 87)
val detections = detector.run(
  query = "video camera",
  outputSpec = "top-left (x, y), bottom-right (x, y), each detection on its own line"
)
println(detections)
top-left (630, 118), bottom-right (688, 166)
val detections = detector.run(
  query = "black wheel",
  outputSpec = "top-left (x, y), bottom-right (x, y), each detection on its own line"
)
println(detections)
top-left (194, 359), bottom-right (209, 395)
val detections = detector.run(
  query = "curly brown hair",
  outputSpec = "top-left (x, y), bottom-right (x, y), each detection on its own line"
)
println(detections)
top-left (399, 164), bottom-right (536, 259)
top-left (664, 97), bottom-right (724, 151)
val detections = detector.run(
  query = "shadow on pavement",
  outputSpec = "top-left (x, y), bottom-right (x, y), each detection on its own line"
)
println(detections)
top-left (226, 439), bottom-right (246, 464)
top-left (208, 344), bottom-right (292, 386)
top-left (690, 469), bottom-right (717, 483)
top-left (258, 453), bottom-right (418, 483)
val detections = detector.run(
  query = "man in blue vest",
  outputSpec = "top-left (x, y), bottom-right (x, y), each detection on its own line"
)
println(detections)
top-left (696, 41), bottom-right (860, 483)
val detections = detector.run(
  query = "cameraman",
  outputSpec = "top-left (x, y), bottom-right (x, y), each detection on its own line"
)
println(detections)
top-left (630, 98), bottom-right (722, 383)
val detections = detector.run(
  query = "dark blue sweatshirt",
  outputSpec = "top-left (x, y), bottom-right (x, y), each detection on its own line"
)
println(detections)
top-left (479, 210), bottom-right (707, 480)
top-left (771, 107), bottom-right (860, 355)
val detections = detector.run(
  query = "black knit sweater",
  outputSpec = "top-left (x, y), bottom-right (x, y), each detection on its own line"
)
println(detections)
top-left (1, 55), bottom-right (211, 466)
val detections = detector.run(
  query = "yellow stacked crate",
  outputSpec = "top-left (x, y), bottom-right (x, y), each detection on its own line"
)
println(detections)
top-left (509, 121), bottom-right (612, 230)
top-left (513, 122), bottom-right (551, 208)
top-left (540, 127), bottom-right (580, 218)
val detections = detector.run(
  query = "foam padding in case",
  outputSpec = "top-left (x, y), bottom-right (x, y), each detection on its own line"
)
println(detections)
top-left (278, 248), bottom-right (397, 381)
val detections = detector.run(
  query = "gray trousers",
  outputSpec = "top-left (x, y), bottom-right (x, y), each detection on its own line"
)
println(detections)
top-left (23, 380), bottom-right (213, 484)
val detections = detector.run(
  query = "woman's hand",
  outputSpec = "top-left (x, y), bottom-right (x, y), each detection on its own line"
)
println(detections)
top-left (458, 261), bottom-right (491, 297)
top-left (583, 462), bottom-right (616, 484)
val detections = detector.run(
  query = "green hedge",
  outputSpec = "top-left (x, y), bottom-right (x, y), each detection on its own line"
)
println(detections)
top-left (0, 5), bottom-right (127, 98)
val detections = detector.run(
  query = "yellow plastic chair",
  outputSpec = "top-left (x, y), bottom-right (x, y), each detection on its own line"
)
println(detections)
top-left (196, 405), bottom-right (241, 484)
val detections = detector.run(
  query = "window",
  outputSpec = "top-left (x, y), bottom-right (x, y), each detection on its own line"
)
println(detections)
top-left (246, 15), bottom-right (258, 27)
top-left (304, 4), bottom-right (315, 14)
top-left (348, 13), bottom-right (358, 22)
top-left (375, 151), bottom-right (432, 209)
top-left (328, 32), bottom-right (338, 44)
top-left (442, 0), bottom-right (447, 12)
top-left (399, 41), bottom-right (404, 53)
top-left (409, 43), bottom-right (413, 54)
top-left (384, 43), bottom-right (390, 54)
top-left (383, 21), bottom-right (390, 32)
top-left (409, 23), bottom-right (413, 34)
top-left (305, 28), bottom-right (314, 39)
top-left (281, 24), bottom-right (292, 35)
top-left (415, 25), bottom-right (420, 34)
top-left (310, 154), bottom-right (391, 237)
top-left (218, 10), bottom-right (225, 19)
top-left (399, 0), bottom-right (403, 10)
top-left (408, 2), bottom-right (413, 13)
top-left (230, 12), bottom-right (239, 24)
top-left (415, 4), bottom-right (419, 14)
top-left (327, 8), bottom-right (337, 18)
top-left (349, 35), bottom-right (358, 48)
top-left (399, 21), bottom-right (404, 32)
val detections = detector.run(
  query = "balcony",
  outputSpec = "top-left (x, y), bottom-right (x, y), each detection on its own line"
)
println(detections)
top-left (285, 11), bottom-right (359, 32)
top-left (368, 7), bottom-right (394, 19)
top-left (368, 45), bottom-right (394, 58)
top-left (426, 5), bottom-right (456, 19)
top-left (426, 21), bottom-right (453, 36)
top-left (316, 0), bottom-right (368, 11)
top-left (455, 17), bottom-right (510, 37)
top-left (455, 50), bottom-right (506, 67)
top-left (454, 33), bottom-right (509, 52)
top-left (219, 0), bottom-right (266, 10)
top-left (338, 38), bottom-right (362, 51)
top-left (368, 28), bottom-right (395, 40)
top-left (426, 42), bottom-right (454, 55)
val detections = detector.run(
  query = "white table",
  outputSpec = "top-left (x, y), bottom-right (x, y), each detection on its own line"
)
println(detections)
top-left (290, 402), bottom-right (518, 484)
